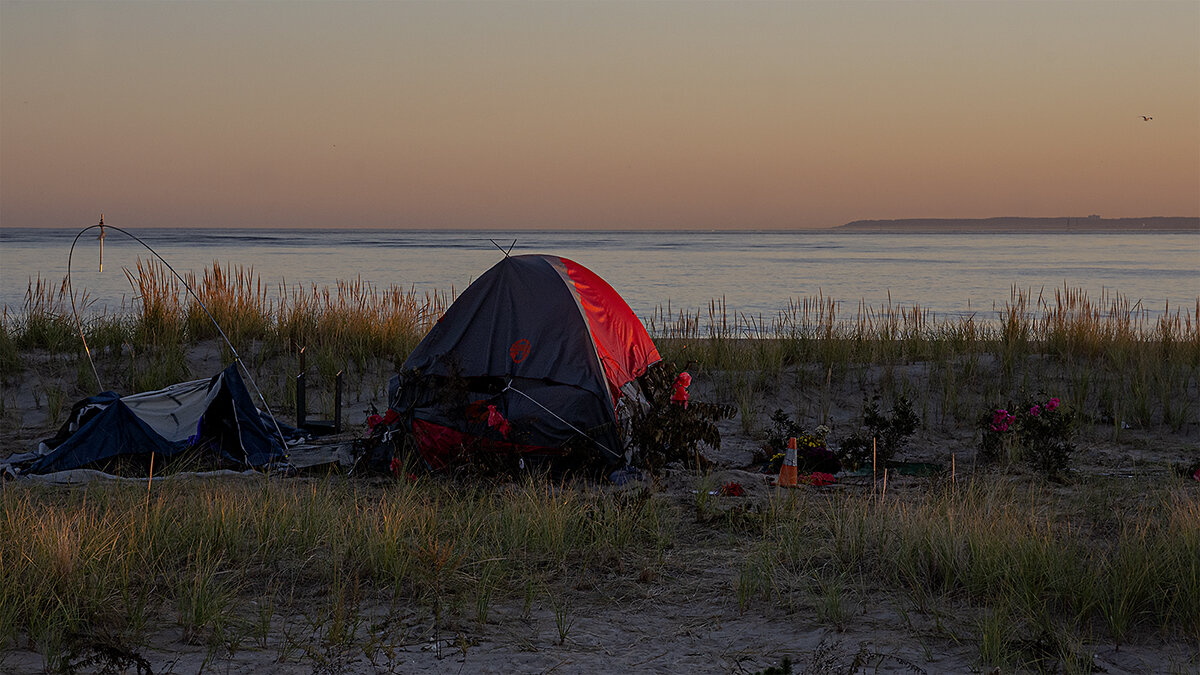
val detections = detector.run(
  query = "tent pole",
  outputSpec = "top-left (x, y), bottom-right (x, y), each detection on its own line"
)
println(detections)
top-left (66, 221), bottom-right (293, 459)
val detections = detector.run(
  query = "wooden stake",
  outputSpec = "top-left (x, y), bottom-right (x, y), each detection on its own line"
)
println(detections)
top-left (951, 454), bottom-right (956, 483)
top-left (146, 451), bottom-right (154, 508)
top-left (98, 214), bottom-right (105, 272)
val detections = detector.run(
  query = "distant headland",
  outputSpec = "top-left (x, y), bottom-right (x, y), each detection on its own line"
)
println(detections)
top-left (837, 216), bottom-right (1199, 233)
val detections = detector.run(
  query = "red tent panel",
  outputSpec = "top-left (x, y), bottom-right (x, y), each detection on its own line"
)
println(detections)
top-left (559, 257), bottom-right (661, 397)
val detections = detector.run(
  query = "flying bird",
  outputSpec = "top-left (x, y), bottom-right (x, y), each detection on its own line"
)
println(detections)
top-left (1140, 115), bottom-right (1153, 121)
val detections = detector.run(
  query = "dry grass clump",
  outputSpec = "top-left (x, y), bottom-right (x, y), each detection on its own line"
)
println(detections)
top-left (3, 473), bottom-right (1193, 671)
top-left (3, 263), bottom-right (443, 395)
top-left (185, 263), bottom-right (272, 346)
top-left (276, 278), bottom-right (442, 367)
top-left (736, 478), bottom-right (1200, 671)
top-left (7, 276), bottom-right (82, 355)
top-left (0, 476), bottom-right (673, 669)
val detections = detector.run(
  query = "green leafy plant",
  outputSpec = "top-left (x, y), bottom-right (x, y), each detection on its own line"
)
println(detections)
top-left (755, 409), bottom-right (838, 473)
top-left (626, 363), bottom-right (734, 473)
top-left (836, 394), bottom-right (919, 469)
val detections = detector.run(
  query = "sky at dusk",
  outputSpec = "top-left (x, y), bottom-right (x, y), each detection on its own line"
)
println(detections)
top-left (2, 1), bottom-right (1197, 230)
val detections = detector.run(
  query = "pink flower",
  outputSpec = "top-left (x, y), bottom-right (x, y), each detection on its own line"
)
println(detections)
top-left (990, 409), bottom-right (1016, 432)
top-left (1030, 405), bottom-right (1041, 417)
top-left (1045, 398), bottom-right (1060, 411)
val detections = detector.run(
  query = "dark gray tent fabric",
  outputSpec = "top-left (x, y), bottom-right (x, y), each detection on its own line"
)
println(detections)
top-left (20, 364), bottom-right (288, 475)
top-left (401, 256), bottom-right (611, 396)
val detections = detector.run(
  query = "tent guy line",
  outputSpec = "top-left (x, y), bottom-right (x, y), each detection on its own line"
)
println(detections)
top-left (503, 382), bottom-right (617, 459)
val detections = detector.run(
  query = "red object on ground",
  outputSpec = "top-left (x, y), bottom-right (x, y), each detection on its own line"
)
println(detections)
top-left (778, 437), bottom-right (799, 488)
top-left (486, 404), bottom-right (512, 438)
top-left (411, 418), bottom-right (560, 471)
top-left (719, 481), bottom-right (745, 496)
top-left (802, 472), bottom-right (837, 487)
top-left (671, 372), bottom-right (691, 407)
top-left (369, 409), bottom-right (401, 433)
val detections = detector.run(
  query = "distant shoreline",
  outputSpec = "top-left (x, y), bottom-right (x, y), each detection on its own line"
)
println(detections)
top-left (2, 218), bottom-right (1199, 233)
top-left (837, 216), bottom-right (1199, 233)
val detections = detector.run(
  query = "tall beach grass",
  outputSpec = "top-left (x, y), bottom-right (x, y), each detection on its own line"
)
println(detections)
top-left (737, 478), bottom-right (1200, 670)
top-left (648, 286), bottom-right (1198, 436)
top-left (1, 472), bottom-right (1194, 671)
top-left (3, 267), bottom-right (1196, 434)
top-left (0, 475), bottom-right (674, 668)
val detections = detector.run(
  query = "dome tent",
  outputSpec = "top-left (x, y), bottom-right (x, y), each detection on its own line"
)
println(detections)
top-left (388, 254), bottom-right (660, 471)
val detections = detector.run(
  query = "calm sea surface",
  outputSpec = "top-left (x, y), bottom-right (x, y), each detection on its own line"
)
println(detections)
top-left (2, 228), bottom-right (1197, 326)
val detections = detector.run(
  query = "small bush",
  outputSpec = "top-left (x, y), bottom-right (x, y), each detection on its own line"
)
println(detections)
top-left (627, 363), bottom-right (734, 473)
top-left (979, 394), bottom-right (1077, 478)
top-left (755, 409), bottom-right (839, 473)
top-left (836, 394), bottom-right (919, 469)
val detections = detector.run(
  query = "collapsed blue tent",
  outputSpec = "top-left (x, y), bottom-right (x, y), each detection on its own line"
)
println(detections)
top-left (16, 364), bottom-right (289, 475)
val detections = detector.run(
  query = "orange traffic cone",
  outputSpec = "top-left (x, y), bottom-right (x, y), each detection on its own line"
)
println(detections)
top-left (777, 437), bottom-right (799, 487)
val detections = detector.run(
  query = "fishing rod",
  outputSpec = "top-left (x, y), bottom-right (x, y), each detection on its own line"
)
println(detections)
top-left (67, 217), bottom-right (290, 463)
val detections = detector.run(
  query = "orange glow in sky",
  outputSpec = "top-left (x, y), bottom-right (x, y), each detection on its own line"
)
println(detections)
top-left (2, 1), bottom-right (1197, 229)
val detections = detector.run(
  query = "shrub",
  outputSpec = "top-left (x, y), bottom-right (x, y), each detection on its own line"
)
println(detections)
top-left (836, 394), bottom-right (920, 469)
top-left (755, 409), bottom-right (839, 473)
top-left (626, 363), bottom-right (734, 473)
top-left (979, 394), bottom-right (1077, 478)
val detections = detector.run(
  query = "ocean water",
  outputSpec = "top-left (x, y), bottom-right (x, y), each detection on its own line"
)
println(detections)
top-left (1, 227), bottom-right (1197, 325)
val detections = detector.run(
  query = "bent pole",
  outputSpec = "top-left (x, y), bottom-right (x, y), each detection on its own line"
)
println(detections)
top-left (67, 219), bottom-right (290, 458)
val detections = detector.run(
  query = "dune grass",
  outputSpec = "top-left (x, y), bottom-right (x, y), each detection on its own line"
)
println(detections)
top-left (5, 268), bottom-right (1195, 435)
top-left (648, 285), bottom-right (1198, 436)
top-left (2, 264), bottom-right (445, 410)
top-left (1, 472), bottom-right (1195, 672)
top-left (735, 477), bottom-right (1199, 671)
top-left (0, 475), bottom-right (674, 669)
